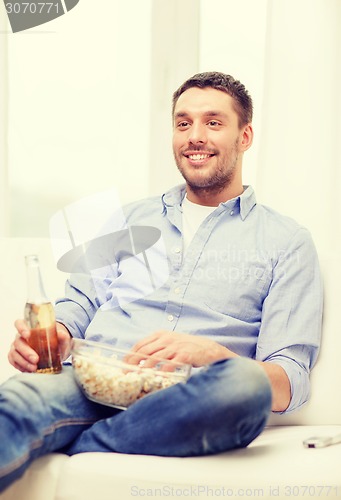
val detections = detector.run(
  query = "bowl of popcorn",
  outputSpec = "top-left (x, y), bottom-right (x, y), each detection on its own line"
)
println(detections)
top-left (71, 339), bottom-right (192, 410)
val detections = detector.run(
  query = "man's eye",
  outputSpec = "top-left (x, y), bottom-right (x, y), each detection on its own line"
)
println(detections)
top-left (177, 122), bottom-right (190, 128)
top-left (208, 121), bottom-right (220, 127)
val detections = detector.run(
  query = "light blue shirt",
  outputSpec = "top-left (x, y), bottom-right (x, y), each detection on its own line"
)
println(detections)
top-left (55, 185), bottom-right (323, 413)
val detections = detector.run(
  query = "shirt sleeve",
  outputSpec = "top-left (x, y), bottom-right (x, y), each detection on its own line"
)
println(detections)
top-left (54, 273), bottom-right (98, 338)
top-left (55, 260), bottom-right (120, 339)
top-left (255, 227), bottom-right (323, 413)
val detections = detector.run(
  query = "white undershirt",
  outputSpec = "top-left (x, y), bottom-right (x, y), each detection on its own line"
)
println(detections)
top-left (181, 195), bottom-right (217, 253)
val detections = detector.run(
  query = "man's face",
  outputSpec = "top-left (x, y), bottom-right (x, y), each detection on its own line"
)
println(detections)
top-left (172, 87), bottom-right (250, 197)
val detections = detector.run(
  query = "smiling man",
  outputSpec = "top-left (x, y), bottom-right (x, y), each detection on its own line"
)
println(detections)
top-left (1, 72), bottom-right (323, 493)
top-left (173, 85), bottom-right (252, 205)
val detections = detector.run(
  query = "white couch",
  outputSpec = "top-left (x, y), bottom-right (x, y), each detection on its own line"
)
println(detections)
top-left (0, 238), bottom-right (340, 500)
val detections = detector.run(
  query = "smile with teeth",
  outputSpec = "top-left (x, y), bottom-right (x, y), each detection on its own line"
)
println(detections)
top-left (185, 153), bottom-right (215, 160)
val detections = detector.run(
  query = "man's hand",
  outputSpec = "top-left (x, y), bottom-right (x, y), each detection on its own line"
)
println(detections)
top-left (130, 331), bottom-right (290, 411)
top-left (8, 320), bottom-right (72, 373)
top-left (130, 330), bottom-right (237, 367)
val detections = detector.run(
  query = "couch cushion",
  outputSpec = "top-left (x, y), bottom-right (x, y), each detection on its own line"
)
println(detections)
top-left (0, 454), bottom-right (69, 500)
top-left (54, 426), bottom-right (341, 500)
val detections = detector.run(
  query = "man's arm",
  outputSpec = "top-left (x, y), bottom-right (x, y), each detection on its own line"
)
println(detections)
top-left (256, 361), bottom-right (290, 412)
top-left (255, 228), bottom-right (323, 413)
top-left (129, 330), bottom-right (290, 411)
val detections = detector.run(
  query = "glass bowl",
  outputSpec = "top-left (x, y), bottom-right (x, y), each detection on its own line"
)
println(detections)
top-left (71, 338), bottom-right (191, 410)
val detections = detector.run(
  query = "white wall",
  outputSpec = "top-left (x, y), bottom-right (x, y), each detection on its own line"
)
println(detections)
top-left (253, 0), bottom-right (341, 255)
top-left (4, 0), bottom-right (152, 236)
top-left (0, 10), bottom-right (9, 236)
top-left (199, 0), bottom-right (341, 255)
top-left (199, 0), bottom-right (268, 191)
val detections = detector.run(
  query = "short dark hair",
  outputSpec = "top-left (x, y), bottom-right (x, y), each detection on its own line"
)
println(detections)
top-left (172, 71), bottom-right (253, 127)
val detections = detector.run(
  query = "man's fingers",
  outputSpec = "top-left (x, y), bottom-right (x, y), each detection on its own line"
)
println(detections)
top-left (56, 330), bottom-right (71, 361)
top-left (9, 320), bottom-right (40, 372)
top-left (14, 319), bottom-right (30, 340)
top-left (55, 323), bottom-right (72, 361)
top-left (131, 331), bottom-right (174, 354)
top-left (8, 341), bottom-right (38, 372)
top-left (130, 333), bottom-right (161, 353)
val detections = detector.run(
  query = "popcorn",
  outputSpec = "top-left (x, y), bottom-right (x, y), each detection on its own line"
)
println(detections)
top-left (72, 354), bottom-right (185, 409)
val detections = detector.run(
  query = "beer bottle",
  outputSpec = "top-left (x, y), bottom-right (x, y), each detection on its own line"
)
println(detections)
top-left (24, 254), bottom-right (62, 374)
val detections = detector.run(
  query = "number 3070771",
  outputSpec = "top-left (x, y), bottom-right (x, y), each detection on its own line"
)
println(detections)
top-left (5, 3), bottom-right (60, 15)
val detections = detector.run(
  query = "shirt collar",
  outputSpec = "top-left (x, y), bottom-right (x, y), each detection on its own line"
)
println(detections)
top-left (161, 184), bottom-right (186, 212)
top-left (222, 185), bottom-right (257, 220)
top-left (161, 183), bottom-right (256, 220)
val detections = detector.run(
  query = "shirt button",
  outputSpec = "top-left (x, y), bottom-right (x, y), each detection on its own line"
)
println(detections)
top-left (174, 247), bottom-right (181, 254)
top-left (230, 210), bottom-right (234, 216)
top-left (174, 287), bottom-right (181, 294)
top-left (167, 314), bottom-right (174, 322)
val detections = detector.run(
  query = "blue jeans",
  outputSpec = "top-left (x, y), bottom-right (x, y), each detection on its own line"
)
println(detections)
top-left (0, 358), bottom-right (272, 492)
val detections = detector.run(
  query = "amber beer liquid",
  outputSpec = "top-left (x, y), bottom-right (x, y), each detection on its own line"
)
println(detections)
top-left (24, 255), bottom-right (62, 374)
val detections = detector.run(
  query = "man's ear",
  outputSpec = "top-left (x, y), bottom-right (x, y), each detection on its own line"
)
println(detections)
top-left (240, 124), bottom-right (253, 151)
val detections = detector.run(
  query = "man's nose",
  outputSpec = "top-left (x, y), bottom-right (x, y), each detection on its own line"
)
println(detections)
top-left (188, 123), bottom-right (207, 145)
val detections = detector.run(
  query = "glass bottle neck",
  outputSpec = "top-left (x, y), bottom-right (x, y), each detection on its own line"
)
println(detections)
top-left (25, 255), bottom-right (49, 304)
